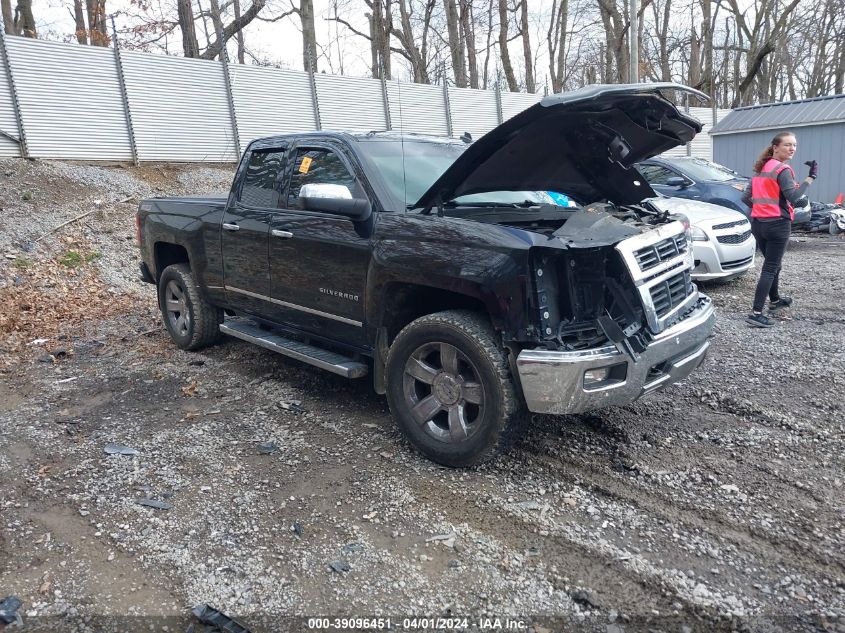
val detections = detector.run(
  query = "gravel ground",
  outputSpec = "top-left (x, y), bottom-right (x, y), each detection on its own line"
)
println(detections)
top-left (1, 159), bottom-right (844, 633)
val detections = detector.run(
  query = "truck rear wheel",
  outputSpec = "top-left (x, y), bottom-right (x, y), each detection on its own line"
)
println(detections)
top-left (157, 263), bottom-right (222, 350)
top-left (385, 310), bottom-right (522, 467)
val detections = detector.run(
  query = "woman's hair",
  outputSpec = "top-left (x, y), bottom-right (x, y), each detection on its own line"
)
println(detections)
top-left (753, 131), bottom-right (796, 174)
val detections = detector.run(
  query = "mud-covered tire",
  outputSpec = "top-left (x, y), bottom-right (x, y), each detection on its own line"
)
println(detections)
top-left (385, 310), bottom-right (523, 467)
top-left (157, 264), bottom-right (222, 351)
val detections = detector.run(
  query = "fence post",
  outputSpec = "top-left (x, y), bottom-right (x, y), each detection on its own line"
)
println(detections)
top-left (0, 19), bottom-right (28, 158)
top-left (110, 16), bottom-right (139, 165)
top-left (307, 51), bottom-right (321, 131)
top-left (441, 66), bottom-right (453, 138)
top-left (381, 75), bottom-right (392, 131)
top-left (214, 22), bottom-right (240, 158)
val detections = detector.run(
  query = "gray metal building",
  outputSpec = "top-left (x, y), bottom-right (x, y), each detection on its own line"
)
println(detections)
top-left (709, 94), bottom-right (845, 203)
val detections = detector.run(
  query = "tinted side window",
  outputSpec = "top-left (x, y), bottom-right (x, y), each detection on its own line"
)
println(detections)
top-left (286, 148), bottom-right (362, 208)
top-left (239, 148), bottom-right (286, 207)
top-left (637, 164), bottom-right (677, 185)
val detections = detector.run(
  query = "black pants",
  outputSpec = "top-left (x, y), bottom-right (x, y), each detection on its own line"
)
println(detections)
top-left (751, 217), bottom-right (791, 312)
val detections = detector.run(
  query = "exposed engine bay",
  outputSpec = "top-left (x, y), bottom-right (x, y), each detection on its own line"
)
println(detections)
top-left (446, 201), bottom-right (694, 354)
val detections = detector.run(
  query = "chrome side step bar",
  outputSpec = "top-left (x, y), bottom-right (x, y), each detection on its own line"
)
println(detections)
top-left (219, 317), bottom-right (368, 379)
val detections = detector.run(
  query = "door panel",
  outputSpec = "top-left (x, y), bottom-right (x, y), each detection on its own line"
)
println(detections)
top-left (221, 146), bottom-right (286, 319)
top-left (221, 205), bottom-right (274, 317)
top-left (269, 144), bottom-right (372, 346)
top-left (269, 213), bottom-right (370, 344)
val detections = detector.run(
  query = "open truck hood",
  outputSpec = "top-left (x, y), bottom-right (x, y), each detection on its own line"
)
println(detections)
top-left (414, 83), bottom-right (707, 210)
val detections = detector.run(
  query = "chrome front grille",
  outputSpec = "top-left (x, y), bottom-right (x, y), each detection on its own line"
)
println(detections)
top-left (633, 234), bottom-right (688, 271)
top-left (712, 219), bottom-right (748, 230)
top-left (615, 220), bottom-right (698, 334)
top-left (650, 270), bottom-right (692, 317)
top-left (717, 230), bottom-right (752, 244)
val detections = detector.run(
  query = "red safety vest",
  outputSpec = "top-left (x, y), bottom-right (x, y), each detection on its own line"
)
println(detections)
top-left (751, 158), bottom-right (795, 220)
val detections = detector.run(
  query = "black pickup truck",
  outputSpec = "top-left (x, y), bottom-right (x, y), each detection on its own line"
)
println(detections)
top-left (137, 83), bottom-right (716, 467)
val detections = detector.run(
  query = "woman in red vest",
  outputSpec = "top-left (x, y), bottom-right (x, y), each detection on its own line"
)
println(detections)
top-left (742, 131), bottom-right (817, 327)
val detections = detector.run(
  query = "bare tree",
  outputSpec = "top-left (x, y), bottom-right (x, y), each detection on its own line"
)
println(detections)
top-left (597, 0), bottom-right (629, 83)
top-left (14, 0), bottom-right (36, 37)
top-left (200, 0), bottom-right (267, 60)
top-left (72, 0), bottom-right (87, 43)
top-left (444, 0), bottom-right (467, 85)
top-left (723, 0), bottom-right (802, 106)
top-left (177, 0), bottom-right (200, 56)
top-left (498, 0), bottom-right (517, 90)
top-left (459, 0), bottom-right (479, 87)
top-left (517, 0), bottom-right (533, 91)
top-left (547, 0), bottom-right (568, 92)
top-left (2, 0), bottom-right (15, 35)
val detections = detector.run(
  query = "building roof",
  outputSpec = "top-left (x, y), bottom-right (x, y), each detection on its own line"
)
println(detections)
top-left (709, 94), bottom-right (845, 135)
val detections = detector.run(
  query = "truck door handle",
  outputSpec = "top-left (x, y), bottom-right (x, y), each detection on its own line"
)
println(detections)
top-left (222, 223), bottom-right (240, 231)
top-left (271, 229), bottom-right (293, 239)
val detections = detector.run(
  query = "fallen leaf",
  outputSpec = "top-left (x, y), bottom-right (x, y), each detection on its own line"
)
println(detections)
top-left (181, 381), bottom-right (198, 397)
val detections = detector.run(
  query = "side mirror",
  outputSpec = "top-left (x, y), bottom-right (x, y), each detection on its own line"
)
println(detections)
top-left (665, 176), bottom-right (689, 188)
top-left (298, 183), bottom-right (372, 221)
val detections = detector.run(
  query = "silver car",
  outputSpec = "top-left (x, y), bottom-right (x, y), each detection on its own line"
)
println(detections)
top-left (649, 197), bottom-right (756, 281)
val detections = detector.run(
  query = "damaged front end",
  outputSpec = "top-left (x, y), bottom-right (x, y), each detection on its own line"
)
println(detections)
top-left (516, 205), bottom-right (715, 415)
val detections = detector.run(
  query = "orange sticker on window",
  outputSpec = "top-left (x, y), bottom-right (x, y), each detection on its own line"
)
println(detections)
top-left (298, 156), bottom-right (313, 173)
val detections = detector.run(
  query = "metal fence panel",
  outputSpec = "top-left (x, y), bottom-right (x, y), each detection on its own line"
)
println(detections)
top-left (448, 87), bottom-right (498, 139)
top-left (229, 65), bottom-right (316, 145)
top-left (500, 91), bottom-right (542, 122)
top-left (0, 37), bottom-right (19, 157)
top-left (122, 51), bottom-right (237, 162)
top-left (316, 74), bottom-right (387, 132)
top-left (385, 81), bottom-right (448, 136)
top-left (5, 38), bottom-right (131, 160)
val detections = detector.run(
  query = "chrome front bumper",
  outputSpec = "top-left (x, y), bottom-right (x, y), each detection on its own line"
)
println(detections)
top-left (515, 296), bottom-right (716, 415)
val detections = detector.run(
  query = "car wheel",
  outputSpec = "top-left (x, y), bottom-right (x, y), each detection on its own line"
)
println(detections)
top-left (385, 310), bottom-right (523, 467)
top-left (157, 263), bottom-right (222, 350)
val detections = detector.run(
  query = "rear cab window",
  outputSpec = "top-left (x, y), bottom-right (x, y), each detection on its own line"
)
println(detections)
top-left (239, 147), bottom-right (287, 208)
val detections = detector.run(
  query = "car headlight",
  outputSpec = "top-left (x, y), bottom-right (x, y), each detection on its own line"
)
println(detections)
top-left (731, 183), bottom-right (747, 191)
top-left (691, 226), bottom-right (709, 241)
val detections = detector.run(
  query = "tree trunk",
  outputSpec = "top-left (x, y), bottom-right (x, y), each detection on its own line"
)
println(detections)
top-left (2, 0), bottom-right (15, 35)
top-left (395, 0), bottom-right (429, 83)
top-left (460, 0), bottom-right (478, 88)
top-left (498, 0), bottom-right (518, 91)
top-left (72, 0), bottom-right (87, 43)
top-left (598, 0), bottom-right (627, 83)
top-left (482, 0), bottom-right (495, 89)
top-left (518, 0), bottom-right (533, 91)
top-left (689, 26), bottom-right (700, 87)
top-left (301, 0), bottom-right (318, 72)
top-left (208, 0), bottom-right (226, 59)
top-left (233, 0), bottom-right (245, 63)
top-left (700, 0), bottom-right (713, 96)
top-left (85, 0), bottom-right (107, 45)
top-left (547, 0), bottom-right (568, 92)
top-left (14, 0), bottom-right (36, 37)
top-left (444, 0), bottom-right (466, 86)
top-left (178, 0), bottom-right (200, 57)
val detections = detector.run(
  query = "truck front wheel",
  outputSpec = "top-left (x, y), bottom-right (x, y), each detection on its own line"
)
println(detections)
top-left (385, 310), bottom-right (522, 467)
top-left (157, 264), bottom-right (222, 350)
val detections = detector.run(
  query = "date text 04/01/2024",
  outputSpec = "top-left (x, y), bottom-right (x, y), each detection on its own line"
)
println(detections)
top-left (306, 617), bottom-right (530, 630)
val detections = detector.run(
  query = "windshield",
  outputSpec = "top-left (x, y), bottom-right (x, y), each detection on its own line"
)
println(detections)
top-left (356, 138), bottom-right (465, 207)
top-left (356, 138), bottom-right (567, 209)
top-left (676, 158), bottom-right (744, 182)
